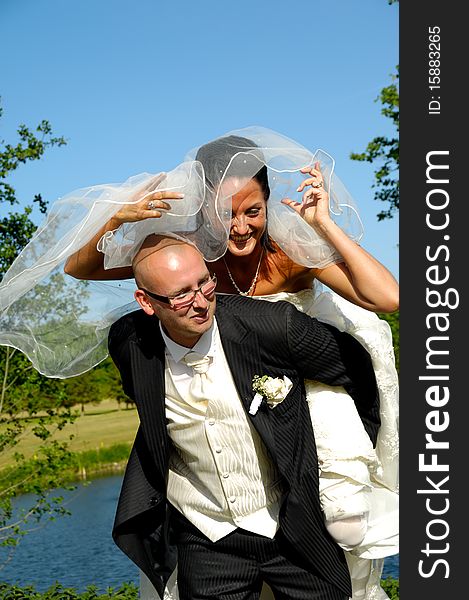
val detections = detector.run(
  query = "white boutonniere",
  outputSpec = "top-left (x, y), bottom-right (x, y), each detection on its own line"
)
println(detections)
top-left (248, 374), bottom-right (293, 415)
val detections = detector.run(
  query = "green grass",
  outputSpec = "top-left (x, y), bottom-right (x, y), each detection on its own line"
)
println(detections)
top-left (0, 582), bottom-right (139, 599)
top-left (72, 442), bottom-right (132, 479)
top-left (0, 399), bottom-right (139, 471)
top-left (381, 576), bottom-right (399, 599)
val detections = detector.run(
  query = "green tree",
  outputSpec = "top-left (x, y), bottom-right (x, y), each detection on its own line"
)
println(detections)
top-left (0, 98), bottom-right (78, 554)
top-left (379, 311), bottom-right (399, 372)
top-left (350, 0), bottom-right (399, 220)
top-left (351, 1), bottom-right (400, 361)
top-left (63, 357), bottom-right (131, 413)
top-left (350, 68), bottom-right (399, 221)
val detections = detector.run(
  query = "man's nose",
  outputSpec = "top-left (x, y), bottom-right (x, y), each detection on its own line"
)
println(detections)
top-left (192, 289), bottom-right (208, 309)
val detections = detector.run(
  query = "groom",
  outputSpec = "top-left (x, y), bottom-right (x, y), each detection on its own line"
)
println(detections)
top-left (109, 234), bottom-right (378, 600)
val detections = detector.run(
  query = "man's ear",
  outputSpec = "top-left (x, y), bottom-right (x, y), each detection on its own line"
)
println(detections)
top-left (134, 289), bottom-right (155, 316)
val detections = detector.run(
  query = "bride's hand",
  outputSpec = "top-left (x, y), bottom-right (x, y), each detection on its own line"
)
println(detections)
top-left (281, 162), bottom-right (331, 235)
top-left (112, 172), bottom-right (185, 225)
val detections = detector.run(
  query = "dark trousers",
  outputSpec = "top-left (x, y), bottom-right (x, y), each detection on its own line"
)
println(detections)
top-left (171, 510), bottom-right (348, 600)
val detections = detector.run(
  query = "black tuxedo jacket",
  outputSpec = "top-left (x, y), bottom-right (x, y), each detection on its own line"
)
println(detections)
top-left (109, 294), bottom-right (379, 599)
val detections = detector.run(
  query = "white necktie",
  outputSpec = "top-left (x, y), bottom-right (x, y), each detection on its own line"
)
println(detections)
top-left (182, 351), bottom-right (213, 409)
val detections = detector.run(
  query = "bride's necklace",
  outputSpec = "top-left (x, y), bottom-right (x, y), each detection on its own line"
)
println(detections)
top-left (223, 248), bottom-right (264, 296)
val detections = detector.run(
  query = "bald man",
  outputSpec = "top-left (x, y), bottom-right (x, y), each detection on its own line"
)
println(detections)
top-left (109, 235), bottom-right (378, 600)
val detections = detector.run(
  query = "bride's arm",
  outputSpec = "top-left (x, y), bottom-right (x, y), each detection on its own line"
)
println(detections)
top-left (282, 164), bottom-right (399, 313)
top-left (64, 184), bottom-right (184, 281)
top-left (312, 240), bottom-right (399, 313)
top-left (64, 215), bottom-right (134, 280)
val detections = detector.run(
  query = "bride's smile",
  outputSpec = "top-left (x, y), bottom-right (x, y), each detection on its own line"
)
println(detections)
top-left (227, 179), bottom-right (267, 257)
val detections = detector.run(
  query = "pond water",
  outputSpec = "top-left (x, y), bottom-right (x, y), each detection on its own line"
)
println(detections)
top-left (0, 474), bottom-right (398, 593)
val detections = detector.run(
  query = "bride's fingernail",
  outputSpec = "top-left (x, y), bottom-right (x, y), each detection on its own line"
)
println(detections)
top-left (296, 186), bottom-right (301, 192)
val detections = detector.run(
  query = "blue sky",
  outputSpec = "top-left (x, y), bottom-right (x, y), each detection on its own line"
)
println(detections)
top-left (1, 0), bottom-right (399, 278)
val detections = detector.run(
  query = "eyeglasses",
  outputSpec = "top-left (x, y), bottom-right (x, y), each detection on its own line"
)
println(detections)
top-left (141, 274), bottom-right (217, 310)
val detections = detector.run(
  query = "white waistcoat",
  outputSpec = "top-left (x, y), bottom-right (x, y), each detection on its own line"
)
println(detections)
top-left (163, 320), bottom-right (283, 542)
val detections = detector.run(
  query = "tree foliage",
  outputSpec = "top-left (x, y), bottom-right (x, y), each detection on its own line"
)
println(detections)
top-left (379, 311), bottom-right (399, 372)
top-left (350, 68), bottom-right (399, 221)
top-left (352, 1), bottom-right (399, 363)
top-left (381, 576), bottom-right (399, 600)
top-left (0, 98), bottom-right (78, 552)
top-left (0, 98), bottom-right (129, 557)
top-left (0, 581), bottom-right (139, 599)
top-left (62, 358), bottom-right (129, 412)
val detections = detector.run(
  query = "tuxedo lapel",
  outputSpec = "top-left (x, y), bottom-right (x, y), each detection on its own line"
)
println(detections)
top-left (217, 313), bottom-right (262, 406)
top-left (216, 305), bottom-right (276, 459)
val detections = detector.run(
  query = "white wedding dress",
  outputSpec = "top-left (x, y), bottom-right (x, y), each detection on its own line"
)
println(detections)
top-left (141, 286), bottom-right (399, 600)
top-left (256, 287), bottom-right (399, 600)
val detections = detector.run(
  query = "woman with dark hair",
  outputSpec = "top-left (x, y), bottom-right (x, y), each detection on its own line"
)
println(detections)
top-left (64, 130), bottom-right (397, 311)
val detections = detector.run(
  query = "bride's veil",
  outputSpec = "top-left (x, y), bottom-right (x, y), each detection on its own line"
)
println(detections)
top-left (0, 126), bottom-right (364, 378)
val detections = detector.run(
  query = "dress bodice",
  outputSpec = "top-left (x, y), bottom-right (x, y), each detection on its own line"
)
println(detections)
top-left (253, 287), bottom-right (318, 313)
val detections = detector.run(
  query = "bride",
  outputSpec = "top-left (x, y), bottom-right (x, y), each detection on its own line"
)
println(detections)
top-left (0, 127), bottom-right (399, 599)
